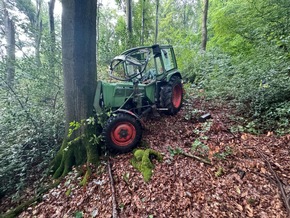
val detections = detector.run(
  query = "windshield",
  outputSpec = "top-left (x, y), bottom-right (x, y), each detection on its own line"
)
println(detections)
top-left (109, 48), bottom-right (151, 81)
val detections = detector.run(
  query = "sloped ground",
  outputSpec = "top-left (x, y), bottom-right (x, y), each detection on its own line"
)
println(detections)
top-left (17, 97), bottom-right (290, 217)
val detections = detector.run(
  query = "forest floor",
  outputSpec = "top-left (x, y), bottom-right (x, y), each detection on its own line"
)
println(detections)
top-left (3, 95), bottom-right (290, 217)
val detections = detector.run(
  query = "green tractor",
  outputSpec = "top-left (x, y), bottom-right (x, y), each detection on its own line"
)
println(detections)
top-left (94, 44), bottom-right (183, 153)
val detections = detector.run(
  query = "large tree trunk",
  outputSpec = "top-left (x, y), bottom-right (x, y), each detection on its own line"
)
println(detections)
top-left (3, 0), bottom-right (15, 87)
top-left (201, 0), bottom-right (209, 51)
top-left (52, 0), bottom-right (99, 179)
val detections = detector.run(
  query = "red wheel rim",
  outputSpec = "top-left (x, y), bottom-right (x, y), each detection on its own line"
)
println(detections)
top-left (110, 122), bottom-right (136, 146)
top-left (172, 84), bottom-right (182, 108)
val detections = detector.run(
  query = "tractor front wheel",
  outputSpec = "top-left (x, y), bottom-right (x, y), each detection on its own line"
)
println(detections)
top-left (102, 113), bottom-right (142, 153)
top-left (160, 76), bottom-right (183, 115)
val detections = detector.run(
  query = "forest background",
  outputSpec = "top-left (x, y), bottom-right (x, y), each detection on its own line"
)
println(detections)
top-left (0, 0), bottom-right (289, 208)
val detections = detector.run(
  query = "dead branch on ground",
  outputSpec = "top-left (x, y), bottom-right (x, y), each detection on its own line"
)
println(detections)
top-left (181, 151), bottom-right (212, 165)
top-left (256, 149), bottom-right (290, 217)
top-left (107, 159), bottom-right (118, 218)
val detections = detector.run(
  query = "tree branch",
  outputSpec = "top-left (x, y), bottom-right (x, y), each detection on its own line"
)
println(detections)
top-left (181, 151), bottom-right (212, 165)
top-left (256, 149), bottom-right (290, 216)
top-left (107, 159), bottom-right (118, 218)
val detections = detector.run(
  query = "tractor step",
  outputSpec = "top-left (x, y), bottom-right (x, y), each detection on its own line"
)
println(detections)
top-left (156, 108), bottom-right (169, 111)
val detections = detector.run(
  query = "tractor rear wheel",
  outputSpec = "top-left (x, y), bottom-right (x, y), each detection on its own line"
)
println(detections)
top-left (102, 113), bottom-right (142, 153)
top-left (160, 76), bottom-right (183, 115)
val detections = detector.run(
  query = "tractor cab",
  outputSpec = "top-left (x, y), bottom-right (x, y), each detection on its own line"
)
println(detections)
top-left (109, 44), bottom-right (178, 84)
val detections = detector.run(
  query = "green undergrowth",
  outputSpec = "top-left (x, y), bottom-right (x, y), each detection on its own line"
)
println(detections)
top-left (183, 44), bottom-right (290, 135)
top-left (131, 149), bottom-right (163, 182)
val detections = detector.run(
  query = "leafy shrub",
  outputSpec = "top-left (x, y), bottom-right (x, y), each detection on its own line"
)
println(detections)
top-left (184, 43), bottom-right (290, 133)
top-left (0, 56), bottom-right (65, 199)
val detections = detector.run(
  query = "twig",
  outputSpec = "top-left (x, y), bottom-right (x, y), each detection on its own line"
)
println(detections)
top-left (181, 151), bottom-right (212, 165)
top-left (257, 149), bottom-right (290, 217)
top-left (107, 159), bottom-right (118, 218)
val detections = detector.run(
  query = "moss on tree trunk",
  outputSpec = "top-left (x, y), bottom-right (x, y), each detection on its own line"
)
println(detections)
top-left (52, 125), bottom-right (100, 179)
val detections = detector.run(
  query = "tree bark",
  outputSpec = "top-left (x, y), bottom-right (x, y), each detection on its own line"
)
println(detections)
top-left (126, 0), bottom-right (133, 46)
top-left (155, 0), bottom-right (159, 44)
top-left (52, 0), bottom-right (99, 179)
top-left (2, 0), bottom-right (15, 87)
top-left (48, 0), bottom-right (56, 75)
top-left (140, 0), bottom-right (145, 45)
top-left (183, 0), bottom-right (187, 28)
top-left (201, 0), bottom-right (209, 51)
top-left (35, 0), bottom-right (42, 67)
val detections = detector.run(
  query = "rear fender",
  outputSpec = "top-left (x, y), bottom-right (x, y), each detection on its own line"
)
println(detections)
top-left (114, 109), bottom-right (145, 128)
top-left (166, 71), bottom-right (182, 82)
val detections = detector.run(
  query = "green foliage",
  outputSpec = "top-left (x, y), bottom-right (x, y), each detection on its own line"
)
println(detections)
top-left (131, 149), bottom-right (163, 182)
top-left (98, 0), bottom-right (155, 66)
top-left (168, 146), bottom-right (183, 157)
top-left (98, 7), bottom-right (125, 64)
top-left (185, 43), bottom-right (290, 133)
top-left (191, 139), bottom-right (209, 157)
top-left (213, 146), bottom-right (233, 160)
top-left (0, 51), bottom-right (64, 199)
top-left (66, 118), bottom-right (102, 148)
top-left (74, 211), bottom-right (83, 218)
top-left (133, 0), bottom-right (155, 45)
top-left (0, 2), bottom-right (64, 199)
top-left (185, 0), bottom-right (290, 134)
top-left (52, 115), bottom-right (103, 179)
top-left (209, 0), bottom-right (290, 55)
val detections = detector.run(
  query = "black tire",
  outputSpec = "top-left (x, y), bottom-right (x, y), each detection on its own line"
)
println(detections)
top-left (160, 76), bottom-right (183, 115)
top-left (102, 113), bottom-right (142, 153)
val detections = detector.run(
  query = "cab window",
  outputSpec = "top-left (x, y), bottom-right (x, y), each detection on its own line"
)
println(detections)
top-left (161, 48), bottom-right (176, 71)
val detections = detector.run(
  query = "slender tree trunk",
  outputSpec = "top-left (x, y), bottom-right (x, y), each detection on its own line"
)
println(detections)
top-left (140, 0), bottom-right (145, 45)
top-left (52, 0), bottom-right (99, 179)
top-left (48, 0), bottom-right (56, 75)
top-left (3, 2), bottom-right (15, 87)
top-left (35, 0), bottom-right (42, 66)
top-left (126, 0), bottom-right (133, 46)
top-left (155, 0), bottom-right (159, 44)
top-left (201, 0), bottom-right (209, 51)
top-left (183, 0), bottom-right (187, 28)
top-left (96, 0), bottom-right (100, 72)
top-left (193, 0), bottom-right (202, 33)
